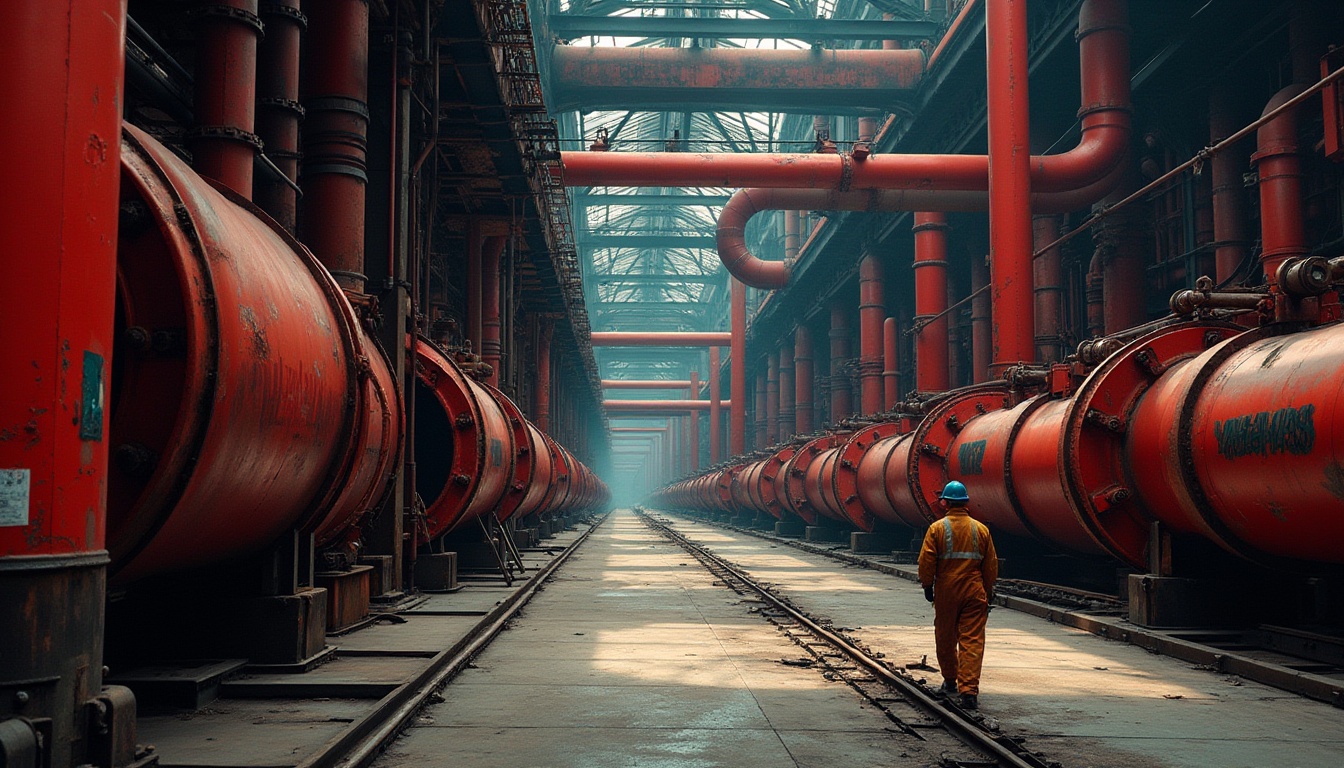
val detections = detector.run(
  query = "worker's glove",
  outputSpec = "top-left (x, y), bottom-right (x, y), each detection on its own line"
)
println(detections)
top-left (923, 585), bottom-right (935, 603)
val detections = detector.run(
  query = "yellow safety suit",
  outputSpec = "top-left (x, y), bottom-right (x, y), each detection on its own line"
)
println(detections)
top-left (917, 506), bottom-right (999, 696)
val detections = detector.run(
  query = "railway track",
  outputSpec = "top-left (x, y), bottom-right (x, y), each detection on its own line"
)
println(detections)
top-left (633, 508), bottom-right (1061, 768)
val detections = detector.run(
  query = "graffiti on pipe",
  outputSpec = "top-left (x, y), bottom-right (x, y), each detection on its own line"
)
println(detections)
top-left (1212, 404), bottom-right (1315, 460)
top-left (957, 439), bottom-right (987, 476)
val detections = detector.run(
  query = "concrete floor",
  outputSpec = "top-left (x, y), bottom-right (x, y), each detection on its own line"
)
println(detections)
top-left (374, 509), bottom-right (984, 768)
top-left (657, 515), bottom-right (1344, 768)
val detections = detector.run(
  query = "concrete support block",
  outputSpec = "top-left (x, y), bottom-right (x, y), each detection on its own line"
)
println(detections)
top-left (1128, 574), bottom-right (1225, 628)
top-left (414, 552), bottom-right (458, 591)
top-left (513, 528), bottom-right (537, 549)
top-left (850, 531), bottom-right (898, 554)
top-left (805, 526), bottom-right (845, 543)
top-left (315, 565), bottom-right (372, 632)
top-left (775, 520), bottom-right (805, 538)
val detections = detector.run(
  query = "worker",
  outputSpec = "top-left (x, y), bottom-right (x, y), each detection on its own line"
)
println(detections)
top-left (918, 480), bottom-right (999, 710)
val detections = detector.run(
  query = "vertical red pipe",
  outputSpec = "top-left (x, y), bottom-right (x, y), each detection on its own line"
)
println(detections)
top-left (731, 279), bottom-right (747, 456)
top-left (778, 343), bottom-right (795, 440)
top-left (971, 256), bottom-right (993, 383)
top-left (986, 0), bottom-right (1035, 371)
top-left (883, 317), bottom-right (900, 409)
top-left (535, 324), bottom-right (552, 432)
top-left (754, 369), bottom-right (768, 449)
top-left (481, 235), bottom-right (505, 387)
top-left (467, 224), bottom-right (484, 353)
top-left (829, 304), bottom-right (853, 420)
top-left (858, 252), bottom-right (885, 414)
top-left (192, 0), bottom-right (261, 198)
top-left (255, 0), bottom-right (304, 230)
top-left (689, 371), bottom-right (700, 471)
top-left (765, 352), bottom-right (780, 444)
top-left (913, 213), bottom-right (950, 391)
top-left (1032, 216), bottom-right (1064, 362)
top-left (1096, 180), bottom-right (1148, 333)
top-left (1209, 91), bottom-right (1251, 285)
top-left (1254, 84), bottom-right (1311, 288)
top-left (300, 0), bottom-right (371, 292)
top-left (1, 2), bottom-right (126, 762)
top-left (794, 326), bottom-right (815, 434)
top-left (784, 210), bottom-right (801, 263)
top-left (709, 346), bottom-right (723, 463)
top-left (1086, 252), bottom-right (1106, 337)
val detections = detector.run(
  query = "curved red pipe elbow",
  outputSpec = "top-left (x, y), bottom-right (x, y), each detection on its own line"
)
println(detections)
top-left (715, 188), bottom-right (791, 288)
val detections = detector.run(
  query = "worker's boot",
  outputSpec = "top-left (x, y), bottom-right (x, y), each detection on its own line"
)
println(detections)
top-left (959, 693), bottom-right (978, 710)
top-left (939, 680), bottom-right (957, 696)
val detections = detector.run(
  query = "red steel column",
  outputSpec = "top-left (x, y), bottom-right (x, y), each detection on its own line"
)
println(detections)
top-left (784, 210), bottom-right (801, 262)
top-left (300, 0), bottom-right (371, 292)
top-left (913, 213), bottom-right (950, 391)
top-left (1, 2), bottom-right (126, 763)
top-left (986, 0), bottom-right (1035, 371)
top-left (191, 0), bottom-right (262, 198)
top-left (467, 224), bottom-right (483, 353)
top-left (689, 371), bottom-right (701, 471)
top-left (765, 352), bottom-right (780, 445)
top-left (829, 304), bottom-right (853, 421)
top-left (731, 279), bottom-right (747, 456)
top-left (794, 325), bottom-right (815, 433)
top-left (1032, 215), bottom-right (1065, 363)
top-left (535, 324), bottom-right (552, 432)
top-left (778, 343), bottom-right (795, 440)
top-left (1095, 179), bottom-right (1148, 334)
top-left (1254, 84), bottom-right (1311, 288)
top-left (883, 317), bottom-right (900, 409)
top-left (858, 252), bottom-right (885, 414)
top-left (709, 346), bottom-right (723, 463)
top-left (255, 0), bottom-right (305, 230)
top-left (481, 235), bottom-right (506, 387)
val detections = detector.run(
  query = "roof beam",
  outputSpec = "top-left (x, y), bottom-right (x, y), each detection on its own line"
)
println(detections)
top-left (548, 16), bottom-right (937, 42)
top-left (577, 193), bottom-right (732, 206)
top-left (582, 235), bottom-right (718, 250)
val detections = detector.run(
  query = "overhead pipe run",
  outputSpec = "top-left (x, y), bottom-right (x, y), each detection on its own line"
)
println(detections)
top-left (604, 400), bottom-right (730, 412)
top-left (590, 331), bottom-right (732, 346)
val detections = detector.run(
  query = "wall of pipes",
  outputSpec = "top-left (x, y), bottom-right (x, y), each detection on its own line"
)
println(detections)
top-left (1, 0), bottom-right (608, 763)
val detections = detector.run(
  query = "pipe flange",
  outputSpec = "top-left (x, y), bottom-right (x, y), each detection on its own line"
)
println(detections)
top-left (189, 3), bottom-right (265, 36)
top-left (1060, 321), bottom-right (1240, 569)
top-left (833, 422), bottom-right (901, 531)
top-left (259, 2), bottom-right (308, 29)
top-left (911, 220), bottom-right (951, 235)
top-left (304, 96), bottom-right (372, 120)
top-left (258, 97), bottom-right (306, 119)
top-left (905, 384), bottom-right (1011, 524)
top-left (185, 125), bottom-right (265, 151)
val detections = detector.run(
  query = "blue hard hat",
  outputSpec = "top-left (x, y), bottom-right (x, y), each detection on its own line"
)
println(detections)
top-left (939, 480), bottom-right (969, 502)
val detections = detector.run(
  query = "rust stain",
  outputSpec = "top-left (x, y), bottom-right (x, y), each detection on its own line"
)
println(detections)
top-left (1260, 343), bottom-right (1285, 368)
top-left (1323, 462), bottom-right (1344, 501)
top-left (239, 305), bottom-right (271, 360)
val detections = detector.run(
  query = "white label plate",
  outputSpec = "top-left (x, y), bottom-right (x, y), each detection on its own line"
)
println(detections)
top-left (0, 469), bottom-right (31, 526)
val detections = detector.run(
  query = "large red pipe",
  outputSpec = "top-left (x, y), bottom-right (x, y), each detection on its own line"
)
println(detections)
top-left (300, 0), bottom-right (370, 292)
top-left (551, 46), bottom-right (924, 106)
top-left (255, 0), bottom-right (304, 230)
top-left (1, 2), bottom-right (126, 761)
top-left (191, 0), bottom-right (262, 199)
top-left (765, 353), bottom-right (780, 445)
top-left (591, 331), bottom-right (732, 346)
top-left (731, 280), bottom-right (747, 455)
top-left (829, 305), bottom-right (853, 421)
top-left (110, 125), bottom-right (401, 583)
top-left (859, 253), bottom-right (886, 414)
top-left (535, 324), bottom-right (551, 432)
top-left (913, 213), bottom-right (950, 391)
top-left (795, 325), bottom-right (815, 433)
top-left (986, 0), bottom-right (1035, 370)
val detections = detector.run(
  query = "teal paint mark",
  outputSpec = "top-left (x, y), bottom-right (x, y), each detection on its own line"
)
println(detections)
top-left (1213, 404), bottom-right (1314, 460)
top-left (80, 351), bottom-right (104, 441)
top-left (957, 439), bottom-right (987, 476)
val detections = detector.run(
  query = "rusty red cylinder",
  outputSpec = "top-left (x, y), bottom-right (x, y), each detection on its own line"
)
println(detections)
top-left (766, 353), bottom-right (780, 445)
top-left (855, 432), bottom-right (924, 528)
top-left (414, 339), bottom-right (515, 539)
top-left (778, 345), bottom-right (795, 440)
top-left (255, 0), bottom-right (305, 230)
top-left (883, 317), bottom-right (900, 409)
top-left (191, 0), bottom-right (262, 199)
top-left (109, 124), bottom-right (400, 584)
top-left (1129, 323), bottom-right (1344, 565)
top-left (512, 422), bottom-right (554, 519)
top-left (913, 213), bottom-right (950, 391)
top-left (300, 0), bottom-right (370, 292)
top-left (1254, 85), bottom-right (1311, 287)
top-left (794, 325), bottom-right (815, 434)
top-left (0, 3), bottom-right (126, 762)
top-left (781, 436), bottom-right (834, 524)
top-left (829, 305), bottom-right (853, 420)
top-left (833, 423), bottom-right (902, 530)
top-left (946, 396), bottom-right (1106, 555)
